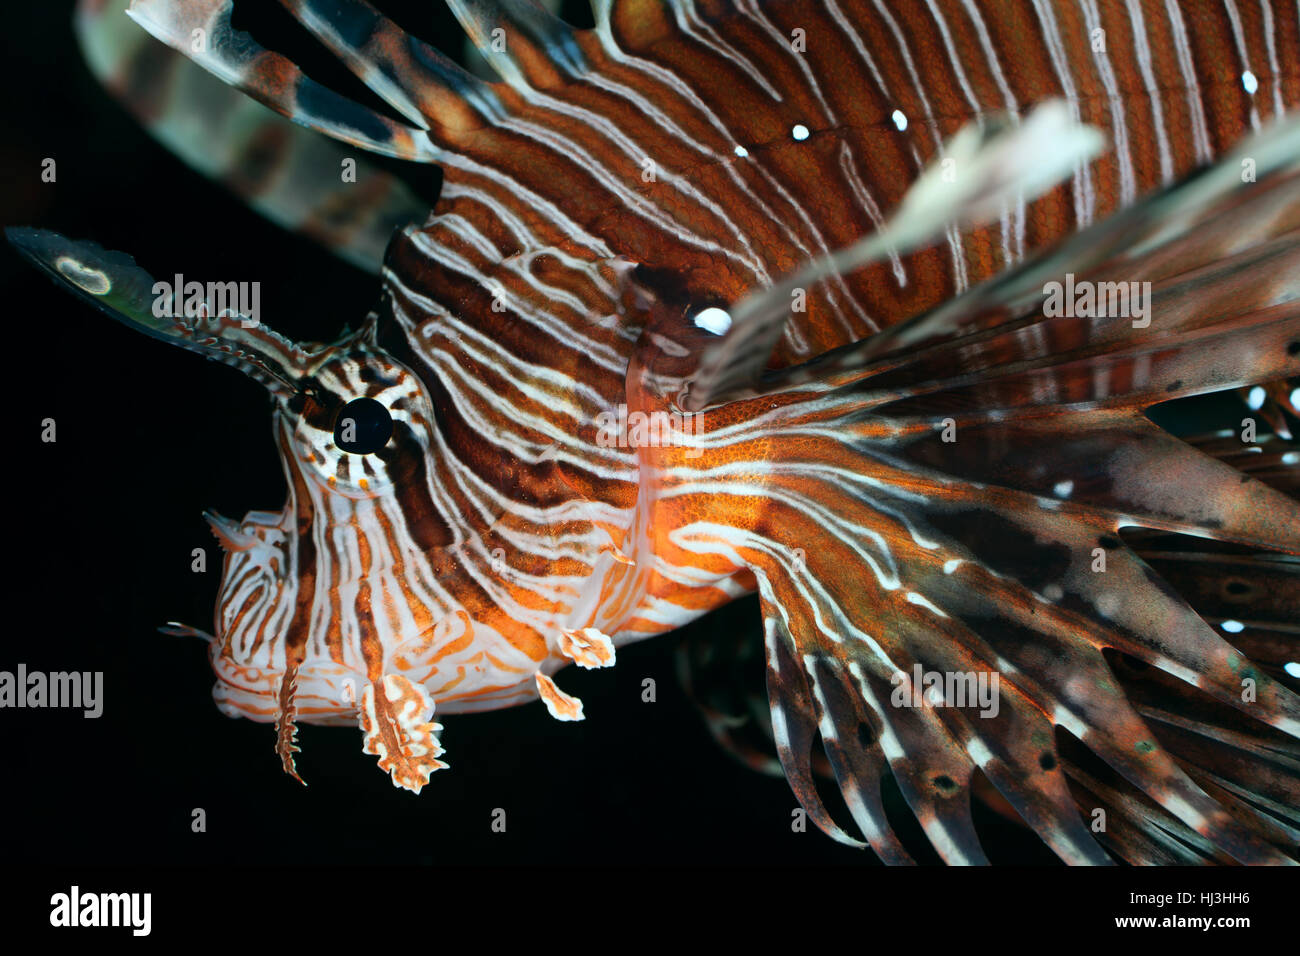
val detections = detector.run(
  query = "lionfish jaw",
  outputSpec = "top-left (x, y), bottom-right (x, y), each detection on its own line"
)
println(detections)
top-left (1, 225), bottom-right (448, 792)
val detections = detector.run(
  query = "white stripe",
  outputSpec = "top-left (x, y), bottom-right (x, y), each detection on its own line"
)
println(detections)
top-left (1224, 0), bottom-right (1264, 130)
top-left (1081, 0), bottom-right (1138, 204)
top-left (1030, 0), bottom-right (1095, 226)
top-left (1124, 0), bottom-right (1177, 183)
top-left (1259, 0), bottom-right (1287, 116)
top-left (1164, 0), bottom-right (1215, 163)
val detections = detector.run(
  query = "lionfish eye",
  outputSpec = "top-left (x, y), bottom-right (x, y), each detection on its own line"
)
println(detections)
top-left (333, 397), bottom-right (393, 454)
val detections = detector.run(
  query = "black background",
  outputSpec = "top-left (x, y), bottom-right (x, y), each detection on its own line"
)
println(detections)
top-left (0, 0), bottom-right (1262, 874)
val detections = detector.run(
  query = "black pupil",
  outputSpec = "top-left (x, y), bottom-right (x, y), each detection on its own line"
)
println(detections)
top-left (334, 397), bottom-right (393, 454)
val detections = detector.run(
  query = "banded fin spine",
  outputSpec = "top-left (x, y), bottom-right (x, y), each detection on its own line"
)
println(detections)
top-left (74, 0), bottom-right (428, 272)
top-left (125, 0), bottom-right (439, 161)
top-left (446, 0), bottom-right (585, 89)
top-left (277, 0), bottom-right (491, 132)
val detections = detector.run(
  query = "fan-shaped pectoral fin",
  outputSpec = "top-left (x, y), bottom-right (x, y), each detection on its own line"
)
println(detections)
top-left (275, 661), bottom-right (307, 786)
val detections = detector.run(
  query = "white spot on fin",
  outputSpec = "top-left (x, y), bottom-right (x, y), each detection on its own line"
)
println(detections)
top-left (55, 256), bottom-right (110, 295)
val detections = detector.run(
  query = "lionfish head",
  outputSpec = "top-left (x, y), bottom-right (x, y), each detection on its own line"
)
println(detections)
top-left (5, 227), bottom-right (477, 788)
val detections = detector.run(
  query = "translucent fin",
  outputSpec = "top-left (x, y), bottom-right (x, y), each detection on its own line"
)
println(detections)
top-left (278, 0), bottom-right (491, 132)
top-left (125, 0), bottom-right (438, 161)
top-left (75, 0), bottom-right (427, 271)
top-left (446, 0), bottom-right (586, 89)
top-left (892, 413), bottom-right (1300, 553)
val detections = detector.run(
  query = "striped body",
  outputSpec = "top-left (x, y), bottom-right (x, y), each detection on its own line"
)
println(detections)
top-left (19, 0), bottom-right (1299, 862)
top-left (345, 0), bottom-right (1299, 710)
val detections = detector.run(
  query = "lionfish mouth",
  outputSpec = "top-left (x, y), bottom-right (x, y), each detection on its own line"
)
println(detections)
top-left (9, 0), bottom-right (1300, 866)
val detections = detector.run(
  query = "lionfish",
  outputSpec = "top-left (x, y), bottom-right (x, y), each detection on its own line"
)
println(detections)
top-left (9, 0), bottom-right (1300, 865)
